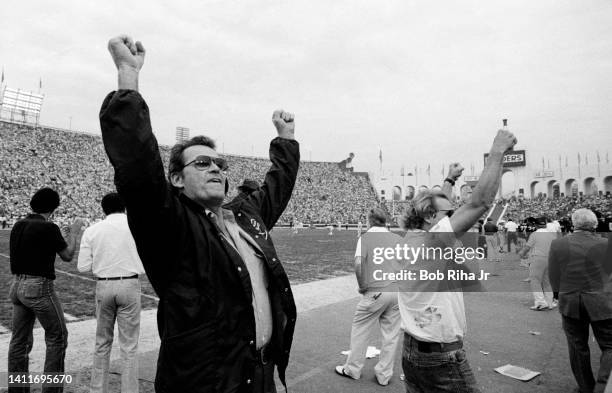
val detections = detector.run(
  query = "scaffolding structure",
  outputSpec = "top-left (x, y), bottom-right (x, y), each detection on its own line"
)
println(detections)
top-left (0, 86), bottom-right (44, 125)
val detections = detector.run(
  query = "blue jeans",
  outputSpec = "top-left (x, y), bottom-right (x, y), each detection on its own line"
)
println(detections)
top-left (562, 314), bottom-right (612, 393)
top-left (402, 334), bottom-right (480, 393)
top-left (7, 275), bottom-right (68, 393)
top-left (90, 279), bottom-right (141, 393)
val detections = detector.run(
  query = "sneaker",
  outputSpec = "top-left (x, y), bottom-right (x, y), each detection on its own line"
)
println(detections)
top-left (335, 366), bottom-right (358, 380)
top-left (522, 277), bottom-right (531, 282)
top-left (530, 304), bottom-right (548, 311)
top-left (375, 375), bottom-right (389, 386)
top-left (549, 300), bottom-right (558, 309)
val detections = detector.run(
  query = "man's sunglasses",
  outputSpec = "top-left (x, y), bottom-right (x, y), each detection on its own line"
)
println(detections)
top-left (182, 155), bottom-right (229, 171)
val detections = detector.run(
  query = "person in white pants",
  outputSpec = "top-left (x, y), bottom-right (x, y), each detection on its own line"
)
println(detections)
top-left (518, 217), bottom-right (556, 310)
top-left (78, 193), bottom-right (145, 393)
top-left (335, 208), bottom-right (402, 386)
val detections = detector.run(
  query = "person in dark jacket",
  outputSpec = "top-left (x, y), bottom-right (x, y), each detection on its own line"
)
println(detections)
top-left (549, 208), bottom-right (612, 393)
top-left (101, 35), bottom-right (300, 393)
top-left (235, 179), bottom-right (262, 204)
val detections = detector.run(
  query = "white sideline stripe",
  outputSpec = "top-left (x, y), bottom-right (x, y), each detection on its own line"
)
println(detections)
top-left (0, 252), bottom-right (159, 302)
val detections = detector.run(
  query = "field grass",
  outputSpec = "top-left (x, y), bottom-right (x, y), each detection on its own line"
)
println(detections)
top-left (0, 227), bottom-right (364, 332)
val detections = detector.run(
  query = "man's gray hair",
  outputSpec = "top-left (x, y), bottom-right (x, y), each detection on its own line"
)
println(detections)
top-left (571, 208), bottom-right (598, 231)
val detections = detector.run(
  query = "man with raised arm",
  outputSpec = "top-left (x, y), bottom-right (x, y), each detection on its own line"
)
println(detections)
top-left (398, 129), bottom-right (517, 392)
top-left (100, 35), bottom-right (300, 393)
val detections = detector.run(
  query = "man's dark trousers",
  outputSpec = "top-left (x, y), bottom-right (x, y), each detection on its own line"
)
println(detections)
top-left (562, 304), bottom-right (612, 393)
top-left (507, 232), bottom-right (518, 252)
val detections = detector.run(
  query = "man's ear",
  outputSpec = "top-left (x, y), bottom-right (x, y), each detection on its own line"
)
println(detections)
top-left (170, 172), bottom-right (185, 190)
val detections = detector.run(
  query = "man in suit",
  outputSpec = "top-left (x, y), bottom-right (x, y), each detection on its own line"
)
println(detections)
top-left (549, 208), bottom-right (612, 393)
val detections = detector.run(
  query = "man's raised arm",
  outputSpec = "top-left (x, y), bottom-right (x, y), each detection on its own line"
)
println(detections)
top-left (450, 129), bottom-right (517, 234)
top-left (441, 163), bottom-right (464, 201)
top-left (100, 36), bottom-right (169, 292)
top-left (100, 36), bottom-right (167, 210)
top-left (236, 110), bottom-right (300, 229)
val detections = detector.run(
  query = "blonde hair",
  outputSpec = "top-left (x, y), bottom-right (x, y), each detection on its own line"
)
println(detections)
top-left (400, 189), bottom-right (449, 230)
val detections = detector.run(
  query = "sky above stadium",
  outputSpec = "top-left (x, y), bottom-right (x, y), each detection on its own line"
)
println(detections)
top-left (2, 0), bottom-right (612, 179)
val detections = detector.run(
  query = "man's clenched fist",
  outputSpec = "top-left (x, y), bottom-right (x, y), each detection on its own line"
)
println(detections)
top-left (447, 163), bottom-right (464, 181)
top-left (108, 35), bottom-right (146, 72)
top-left (492, 129), bottom-right (517, 153)
top-left (272, 110), bottom-right (295, 140)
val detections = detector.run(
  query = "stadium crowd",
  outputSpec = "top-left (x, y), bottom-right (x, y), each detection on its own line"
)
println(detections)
top-left (505, 194), bottom-right (612, 226)
top-left (0, 121), bottom-right (378, 228)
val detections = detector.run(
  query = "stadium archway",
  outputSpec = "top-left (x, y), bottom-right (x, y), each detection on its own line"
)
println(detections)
top-left (405, 186), bottom-right (415, 200)
top-left (418, 185), bottom-right (428, 193)
top-left (605, 176), bottom-right (612, 194)
top-left (460, 184), bottom-right (473, 203)
top-left (500, 170), bottom-right (515, 198)
top-left (584, 177), bottom-right (597, 195)
top-left (547, 180), bottom-right (560, 199)
top-left (530, 181), bottom-right (539, 199)
top-left (565, 179), bottom-right (578, 196)
top-left (431, 185), bottom-right (441, 191)
top-left (392, 186), bottom-right (402, 201)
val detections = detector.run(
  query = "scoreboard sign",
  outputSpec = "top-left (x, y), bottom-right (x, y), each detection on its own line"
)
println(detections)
top-left (484, 150), bottom-right (526, 168)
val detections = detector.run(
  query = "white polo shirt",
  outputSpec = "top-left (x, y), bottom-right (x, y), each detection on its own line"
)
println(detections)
top-left (77, 213), bottom-right (144, 277)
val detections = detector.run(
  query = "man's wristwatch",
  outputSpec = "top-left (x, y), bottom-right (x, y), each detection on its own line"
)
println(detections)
top-left (444, 177), bottom-right (456, 186)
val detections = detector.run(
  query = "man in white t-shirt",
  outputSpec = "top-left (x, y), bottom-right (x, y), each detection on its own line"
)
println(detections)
top-left (504, 218), bottom-right (519, 253)
top-left (397, 128), bottom-right (517, 392)
top-left (518, 217), bottom-right (556, 310)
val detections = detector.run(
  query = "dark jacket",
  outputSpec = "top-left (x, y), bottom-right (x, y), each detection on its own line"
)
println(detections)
top-left (100, 90), bottom-right (299, 393)
top-left (549, 231), bottom-right (612, 321)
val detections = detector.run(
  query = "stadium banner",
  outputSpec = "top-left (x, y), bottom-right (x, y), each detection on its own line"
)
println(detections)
top-left (483, 150), bottom-right (526, 168)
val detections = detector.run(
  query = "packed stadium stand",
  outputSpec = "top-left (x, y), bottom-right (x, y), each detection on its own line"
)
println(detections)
top-left (0, 121), bottom-right (379, 227)
top-left (504, 194), bottom-right (612, 221)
